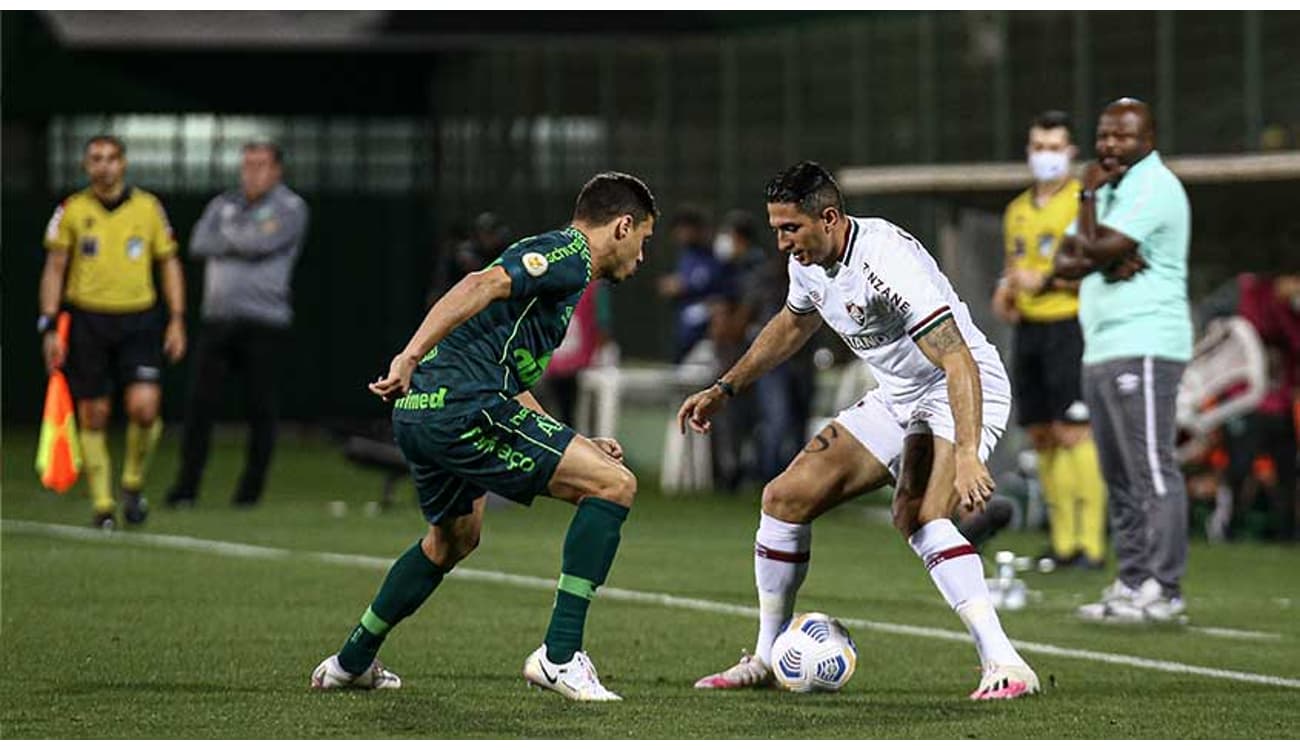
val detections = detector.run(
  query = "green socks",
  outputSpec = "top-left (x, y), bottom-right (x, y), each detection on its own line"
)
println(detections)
top-left (544, 497), bottom-right (630, 663)
top-left (338, 541), bottom-right (446, 675)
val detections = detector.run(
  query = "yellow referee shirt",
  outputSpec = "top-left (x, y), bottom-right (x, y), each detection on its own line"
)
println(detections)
top-left (44, 187), bottom-right (178, 314)
top-left (1002, 178), bottom-right (1080, 322)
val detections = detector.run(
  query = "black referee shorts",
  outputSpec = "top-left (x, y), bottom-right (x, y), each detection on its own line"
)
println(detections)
top-left (64, 305), bottom-right (165, 401)
top-left (1012, 317), bottom-right (1087, 427)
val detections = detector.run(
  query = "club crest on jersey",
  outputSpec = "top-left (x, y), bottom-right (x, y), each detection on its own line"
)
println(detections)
top-left (522, 252), bottom-right (549, 277)
top-left (126, 236), bottom-right (144, 260)
top-left (845, 301), bottom-right (866, 326)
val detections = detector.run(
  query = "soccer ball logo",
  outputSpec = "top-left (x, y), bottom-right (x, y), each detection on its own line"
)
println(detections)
top-left (771, 612), bottom-right (858, 692)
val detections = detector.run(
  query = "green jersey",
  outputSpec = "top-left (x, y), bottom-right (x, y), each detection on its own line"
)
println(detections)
top-left (396, 227), bottom-right (592, 420)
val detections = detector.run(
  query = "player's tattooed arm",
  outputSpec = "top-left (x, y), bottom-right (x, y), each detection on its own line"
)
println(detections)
top-left (916, 317), bottom-right (995, 509)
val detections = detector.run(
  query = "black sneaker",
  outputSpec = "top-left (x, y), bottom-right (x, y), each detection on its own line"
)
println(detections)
top-left (92, 511), bottom-right (117, 530)
top-left (122, 488), bottom-right (149, 526)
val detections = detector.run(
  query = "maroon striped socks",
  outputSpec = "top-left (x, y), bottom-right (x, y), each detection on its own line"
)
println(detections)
top-left (753, 513), bottom-right (812, 664)
top-left (909, 519), bottom-right (1024, 668)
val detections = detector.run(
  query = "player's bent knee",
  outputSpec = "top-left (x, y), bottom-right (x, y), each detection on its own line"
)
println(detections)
top-left (587, 464), bottom-right (637, 507)
top-left (761, 479), bottom-right (814, 524)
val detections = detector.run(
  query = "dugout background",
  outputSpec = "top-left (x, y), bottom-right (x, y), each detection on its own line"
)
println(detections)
top-left (5, 10), bottom-right (1299, 424)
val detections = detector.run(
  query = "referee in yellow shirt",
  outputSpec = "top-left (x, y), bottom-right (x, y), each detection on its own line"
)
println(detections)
top-left (992, 111), bottom-right (1106, 568)
top-left (39, 135), bottom-right (187, 529)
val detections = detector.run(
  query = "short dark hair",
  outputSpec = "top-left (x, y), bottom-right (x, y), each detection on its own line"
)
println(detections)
top-left (243, 140), bottom-right (283, 164)
top-left (573, 171), bottom-right (658, 226)
top-left (764, 161), bottom-right (844, 217)
top-left (1030, 110), bottom-right (1072, 139)
top-left (84, 134), bottom-right (126, 157)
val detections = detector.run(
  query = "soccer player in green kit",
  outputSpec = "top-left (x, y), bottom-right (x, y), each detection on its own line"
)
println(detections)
top-left (311, 173), bottom-right (657, 702)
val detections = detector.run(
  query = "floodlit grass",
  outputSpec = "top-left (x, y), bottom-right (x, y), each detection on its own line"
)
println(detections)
top-left (3, 428), bottom-right (1297, 738)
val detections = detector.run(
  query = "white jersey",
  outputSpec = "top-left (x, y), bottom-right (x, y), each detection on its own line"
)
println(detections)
top-left (786, 216), bottom-right (1002, 405)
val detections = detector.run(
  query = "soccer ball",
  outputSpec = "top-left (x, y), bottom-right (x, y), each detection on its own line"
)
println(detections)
top-left (771, 612), bottom-right (858, 692)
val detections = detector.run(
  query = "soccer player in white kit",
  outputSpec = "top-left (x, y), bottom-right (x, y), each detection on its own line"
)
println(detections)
top-left (679, 162), bottom-right (1039, 700)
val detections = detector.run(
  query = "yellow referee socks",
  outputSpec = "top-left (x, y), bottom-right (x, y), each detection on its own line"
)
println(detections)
top-left (79, 430), bottom-right (114, 513)
top-left (122, 419), bottom-right (163, 492)
top-left (1062, 438), bottom-right (1107, 562)
top-left (1037, 448), bottom-right (1078, 560)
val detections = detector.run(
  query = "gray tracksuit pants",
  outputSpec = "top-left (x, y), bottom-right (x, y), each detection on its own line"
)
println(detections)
top-left (1083, 357), bottom-right (1188, 596)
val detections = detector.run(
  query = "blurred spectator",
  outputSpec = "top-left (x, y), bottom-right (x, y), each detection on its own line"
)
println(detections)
top-left (429, 211), bottom-right (510, 303)
top-left (992, 110), bottom-right (1106, 569)
top-left (1055, 98), bottom-right (1193, 622)
top-left (656, 206), bottom-right (728, 362)
top-left (541, 280), bottom-right (614, 426)
top-left (1197, 272), bottom-right (1300, 542)
top-left (166, 141), bottom-right (309, 509)
top-left (709, 210), bottom-right (813, 486)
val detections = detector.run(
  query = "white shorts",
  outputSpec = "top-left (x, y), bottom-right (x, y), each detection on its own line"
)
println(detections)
top-left (833, 364), bottom-right (1012, 480)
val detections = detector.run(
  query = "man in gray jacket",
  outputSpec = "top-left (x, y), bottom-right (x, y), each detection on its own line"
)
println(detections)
top-left (167, 141), bottom-right (308, 508)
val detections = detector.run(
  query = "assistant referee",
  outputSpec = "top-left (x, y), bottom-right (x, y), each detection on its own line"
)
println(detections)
top-left (993, 111), bottom-right (1107, 569)
top-left (39, 135), bottom-right (187, 529)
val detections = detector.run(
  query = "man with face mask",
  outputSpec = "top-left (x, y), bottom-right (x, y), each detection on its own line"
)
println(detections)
top-left (1054, 98), bottom-right (1194, 623)
top-left (991, 111), bottom-right (1107, 570)
top-left (166, 141), bottom-right (309, 510)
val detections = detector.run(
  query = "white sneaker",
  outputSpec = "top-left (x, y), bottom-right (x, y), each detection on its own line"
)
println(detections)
top-left (310, 654), bottom-right (402, 690)
top-left (970, 662), bottom-right (1040, 700)
top-left (1143, 593), bottom-right (1188, 623)
top-left (1077, 578), bottom-right (1144, 622)
top-left (1078, 578), bottom-right (1185, 624)
top-left (522, 646), bottom-right (622, 702)
top-left (693, 651), bottom-right (773, 689)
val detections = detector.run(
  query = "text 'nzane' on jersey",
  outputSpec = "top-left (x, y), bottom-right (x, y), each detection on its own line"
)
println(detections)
top-left (785, 217), bottom-right (998, 404)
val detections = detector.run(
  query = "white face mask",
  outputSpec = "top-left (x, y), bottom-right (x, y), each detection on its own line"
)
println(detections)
top-left (1029, 151), bottom-right (1070, 183)
top-left (713, 233), bottom-right (736, 262)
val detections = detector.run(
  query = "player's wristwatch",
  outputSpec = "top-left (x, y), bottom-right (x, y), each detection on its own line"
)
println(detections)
top-left (1078, 188), bottom-right (1095, 202)
top-left (36, 314), bottom-right (55, 336)
top-left (713, 379), bottom-right (736, 398)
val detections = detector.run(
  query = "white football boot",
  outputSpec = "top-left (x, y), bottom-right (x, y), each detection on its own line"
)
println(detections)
top-left (693, 651), bottom-right (773, 689)
top-left (970, 662), bottom-right (1040, 700)
top-left (522, 646), bottom-right (622, 702)
top-left (310, 654), bottom-right (402, 690)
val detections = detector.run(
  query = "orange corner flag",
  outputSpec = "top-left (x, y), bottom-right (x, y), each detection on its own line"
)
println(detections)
top-left (36, 312), bottom-right (81, 492)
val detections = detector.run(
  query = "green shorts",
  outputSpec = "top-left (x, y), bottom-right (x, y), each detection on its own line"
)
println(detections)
top-left (392, 397), bottom-right (577, 525)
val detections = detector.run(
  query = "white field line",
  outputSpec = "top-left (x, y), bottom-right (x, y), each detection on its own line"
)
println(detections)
top-left (1188, 626), bottom-right (1283, 641)
top-left (6, 519), bottom-right (1298, 690)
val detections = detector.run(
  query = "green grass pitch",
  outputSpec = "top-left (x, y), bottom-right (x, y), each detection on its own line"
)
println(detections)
top-left (2, 428), bottom-right (1298, 739)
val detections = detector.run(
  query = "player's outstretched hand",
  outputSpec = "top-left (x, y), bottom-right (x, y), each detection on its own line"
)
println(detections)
top-left (954, 450), bottom-right (996, 513)
top-left (591, 437), bottom-right (625, 463)
top-left (369, 352), bottom-right (418, 402)
top-left (677, 385), bottom-right (727, 435)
